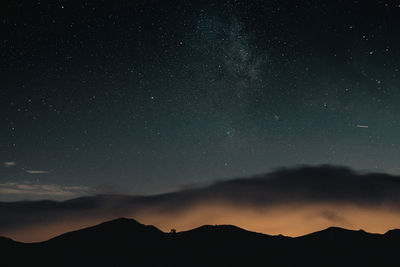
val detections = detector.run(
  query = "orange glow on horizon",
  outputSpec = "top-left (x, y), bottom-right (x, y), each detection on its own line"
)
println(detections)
top-left (5, 202), bottom-right (400, 242)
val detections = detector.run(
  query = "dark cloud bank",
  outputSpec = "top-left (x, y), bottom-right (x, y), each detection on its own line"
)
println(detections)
top-left (2, 165), bottom-right (400, 241)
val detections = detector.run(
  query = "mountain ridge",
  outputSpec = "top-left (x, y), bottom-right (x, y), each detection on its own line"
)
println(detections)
top-left (1, 218), bottom-right (398, 267)
top-left (2, 217), bottom-right (398, 244)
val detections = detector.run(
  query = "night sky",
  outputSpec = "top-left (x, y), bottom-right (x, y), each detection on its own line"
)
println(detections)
top-left (1, 0), bottom-right (400, 200)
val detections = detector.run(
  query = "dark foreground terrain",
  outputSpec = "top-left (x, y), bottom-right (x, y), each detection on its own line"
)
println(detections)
top-left (1, 218), bottom-right (399, 267)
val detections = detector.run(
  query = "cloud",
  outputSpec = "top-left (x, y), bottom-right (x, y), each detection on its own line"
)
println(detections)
top-left (0, 182), bottom-right (89, 199)
top-left (24, 170), bottom-right (50, 174)
top-left (3, 161), bottom-right (16, 167)
top-left (2, 165), bottom-right (400, 242)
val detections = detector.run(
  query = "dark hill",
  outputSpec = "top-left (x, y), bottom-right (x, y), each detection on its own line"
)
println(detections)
top-left (1, 218), bottom-right (398, 267)
top-left (48, 217), bottom-right (163, 244)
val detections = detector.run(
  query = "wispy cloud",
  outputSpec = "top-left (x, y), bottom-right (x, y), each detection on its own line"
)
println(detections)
top-left (0, 182), bottom-right (89, 197)
top-left (24, 170), bottom-right (50, 174)
top-left (3, 161), bottom-right (16, 167)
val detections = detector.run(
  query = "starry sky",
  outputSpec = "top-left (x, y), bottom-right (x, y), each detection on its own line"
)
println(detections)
top-left (1, 0), bottom-right (400, 199)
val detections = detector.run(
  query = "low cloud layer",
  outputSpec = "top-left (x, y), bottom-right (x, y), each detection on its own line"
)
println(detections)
top-left (1, 165), bottom-right (400, 242)
top-left (0, 182), bottom-right (90, 201)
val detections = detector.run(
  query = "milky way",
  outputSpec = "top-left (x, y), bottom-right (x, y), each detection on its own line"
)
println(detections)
top-left (1, 0), bottom-right (400, 199)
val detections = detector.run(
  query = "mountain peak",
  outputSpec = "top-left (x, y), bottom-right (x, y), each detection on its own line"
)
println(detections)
top-left (98, 217), bottom-right (141, 226)
top-left (46, 217), bottom-right (162, 244)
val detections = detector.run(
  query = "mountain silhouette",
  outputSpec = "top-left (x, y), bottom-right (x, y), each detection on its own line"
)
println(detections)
top-left (1, 218), bottom-right (398, 267)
